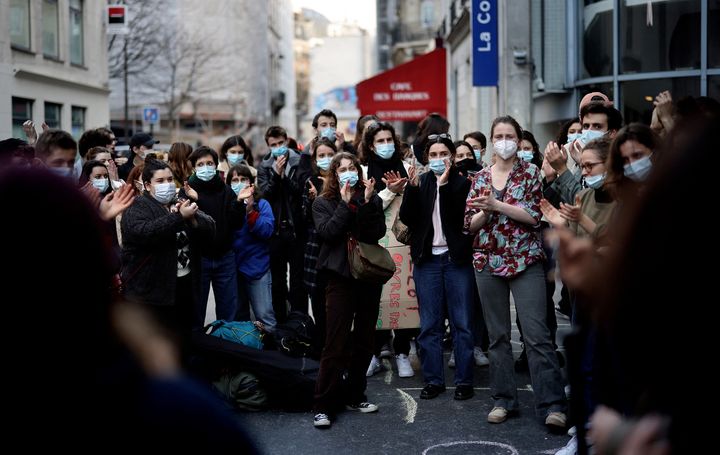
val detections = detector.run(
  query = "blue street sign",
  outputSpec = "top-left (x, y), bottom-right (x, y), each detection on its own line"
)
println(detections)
top-left (143, 107), bottom-right (159, 124)
top-left (472, 0), bottom-right (498, 87)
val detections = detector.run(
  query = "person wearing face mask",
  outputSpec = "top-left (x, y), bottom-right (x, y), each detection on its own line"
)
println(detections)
top-left (399, 136), bottom-right (477, 401)
top-left (219, 135), bottom-right (256, 182)
top-left (311, 109), bottom-right (348, 152)
top-left (121, 158), bottom-right (216, 337)
top-left (257, 126), bottom-right (307, 322)
top-left (33, 129), bottom-right (77, 179)
top-left (545, 102), bottom-right (623, 206)
top-left (605, 123), bottom-right (660, 202)
top-left (311, 152), bottom-right (386, 429)
top-left (79, 160), bottom-right (112, 197)
top-left (225, 165), bottom-right (277, 333)
top-left (301, 138), bottom-right (337, 350)
top-left (184, 146), bottom-right (246, 328)
top-left (360, 122), bottom-right (417, 380)
top-left (465, 116), bottom-right (567, 429)
top-left (462, 131), bottom-right (488, 165)
top-left (518, 131), bottom-right (543, 168)
top-left (453, 140), bottom-right (482, 178)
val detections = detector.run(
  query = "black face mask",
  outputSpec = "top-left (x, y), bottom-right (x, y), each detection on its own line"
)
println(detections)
top-left (455, 159), bottom-right (473, 172)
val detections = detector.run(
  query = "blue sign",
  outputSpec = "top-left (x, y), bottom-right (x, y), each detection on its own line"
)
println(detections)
top-left (472, 0), bottom-right (498, 87)
top-left (143, 107), bottom-right (159, 124)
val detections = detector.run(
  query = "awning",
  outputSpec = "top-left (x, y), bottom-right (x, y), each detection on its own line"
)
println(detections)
top-left (356, 48), bottom-right (447, 122)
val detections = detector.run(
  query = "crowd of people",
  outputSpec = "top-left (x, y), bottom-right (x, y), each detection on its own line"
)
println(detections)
top-left (2, 88), bottom-right (717, 454)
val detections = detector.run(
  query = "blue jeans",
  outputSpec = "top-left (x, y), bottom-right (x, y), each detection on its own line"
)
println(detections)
top-left (197, 251), bottom-right (238, 327)
top-left (475, 262), bottom-right (566, 415)
top-left (236, 269), bottom-right (277, 331)
top-left (414, 253), bottom-right (475, 386)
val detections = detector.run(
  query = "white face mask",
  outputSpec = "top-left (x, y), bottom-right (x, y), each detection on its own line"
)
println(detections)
top-left (151, 182), bottom-right (176, 205)
top-left (493, 140), bottom-right (518, 160)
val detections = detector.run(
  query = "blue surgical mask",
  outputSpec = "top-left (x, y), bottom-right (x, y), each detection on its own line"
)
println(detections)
top-left (580, 129), bottom-right (605, 144)
top-left (231, 181), bottom-right (247, 195)
top-left (49, 167), bottom-right (74, 179)
top-left (517, 150), bottom-right (534, 162)
top-left (152, 182), bottom-right (176, 205)
top-left (566, 133), bottom-right (580, 143)
top-left (624, 155), bottom-right (653, 182)
top-left (92, 177), bottom-right (109, 193)
top-left (338, 170), bottom-right (358, 188)
top-left (375, 143), bottom-right (395, 160)
top-left (271, 145), bottom-right (288, 157)
top-left (227, 153), bottom-right (243, 165)
top-left (320, 127), bottom-right (336, 142)
top-left (473, 149), bottom-right (482, 161)
top-left (584, 173), bottom-right (605, 189)
top-left (196, 165), bottom-right (216, 181)
top-left (316, 157), bottom-right (332, 171)
top-left (429, 158), bottom-right (446, 174)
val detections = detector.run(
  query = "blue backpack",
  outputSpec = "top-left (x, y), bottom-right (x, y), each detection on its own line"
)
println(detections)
top-left (206, 320), bottom-right (264, 350)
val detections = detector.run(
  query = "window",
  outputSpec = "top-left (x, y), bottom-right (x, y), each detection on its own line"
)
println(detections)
top-left (69, 0), bottom-right (84, 65)
top-left (71, 106), bottom-right (86, 138)
top-left (709, 76), bottom-right (720, 100)
top-left (621, 77), bottom-right (700, 124)
top-left (421, 1), bottom-right (434, 28)
top-left (620, 0), bottom-right (701, 74)
top-left (710, 0), bottom-right (720, 68)
top-left (10, 0), bottom-right (31, 50)
top-left (579, 83), bottom-right (614, 103)
top-left (12, 97), bottom-right (33, 139)
top-left (580, 0), bottom-right (614, 79)
top-left (45, 102), bottom-right (62, 129)
top-left (43, 0), bottom-right (59, 58)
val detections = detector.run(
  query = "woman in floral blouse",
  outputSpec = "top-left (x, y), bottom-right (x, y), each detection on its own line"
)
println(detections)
top-left (464, 115), bottom-right (567, 429)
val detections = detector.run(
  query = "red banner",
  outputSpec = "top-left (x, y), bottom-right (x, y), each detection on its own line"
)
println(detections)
top-left (356, 49), bottom-right (447, 122)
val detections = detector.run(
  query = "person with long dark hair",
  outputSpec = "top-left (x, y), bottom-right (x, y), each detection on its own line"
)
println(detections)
top-left (453, 140), bottom-right (482, 178)
top-left (219, 135), bottom-right (256, 181)
top-left (412, 113), bottom-right (450, 163)
top-left (311, 152), bottom-right (386, 429)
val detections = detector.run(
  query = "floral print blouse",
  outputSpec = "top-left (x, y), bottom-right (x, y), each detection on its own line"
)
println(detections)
top-left (463, 159), bottom-right (545, 277)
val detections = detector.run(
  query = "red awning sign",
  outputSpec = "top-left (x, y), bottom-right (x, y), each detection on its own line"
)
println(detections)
top-left (356, 48), bottom-right (447, 122)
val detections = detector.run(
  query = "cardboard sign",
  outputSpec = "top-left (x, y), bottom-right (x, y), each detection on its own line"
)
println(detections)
top-left (377, 194), bottom-right (420, 330)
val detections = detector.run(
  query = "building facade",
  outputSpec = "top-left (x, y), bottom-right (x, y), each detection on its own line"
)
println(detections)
top-left (1, 0), bottom-right (109, 140)
top-left (442, 0), bottom-right (720, 147)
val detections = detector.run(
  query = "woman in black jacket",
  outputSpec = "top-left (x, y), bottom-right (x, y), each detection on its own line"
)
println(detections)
top-left (121, 158), bottom-right (215, 337)
top-left (398, 136), bottom-right (476, 401)
top-left (311, 151), bottom-right (386, 429)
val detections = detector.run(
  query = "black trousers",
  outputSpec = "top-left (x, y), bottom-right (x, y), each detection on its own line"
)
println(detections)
top-left (269, 230), bottom-right (307, 323)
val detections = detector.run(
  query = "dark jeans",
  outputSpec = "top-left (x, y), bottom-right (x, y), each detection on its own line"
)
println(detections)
top-left (414, 253), bottom-right (475, 386)
top-left (197, 251), bottom-right (238, 327)
top-left (373, 328), bottom-right (419, 356)
top-left (313, 272), bottom-right (382, 415)
top-left (310, 272), bottom-right (329, 351)
top-left (270, 231), bottom-right (307, 322)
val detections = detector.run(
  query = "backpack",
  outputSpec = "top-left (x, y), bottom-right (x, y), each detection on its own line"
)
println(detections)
top-left (272, 311), bottom-right (318, 358)
top-left (206, 320), bottom-right (264, 350)
top-left (212, 370), bottom-right (268, 411)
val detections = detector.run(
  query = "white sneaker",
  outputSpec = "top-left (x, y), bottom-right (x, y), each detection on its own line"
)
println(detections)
top-left (396, 354), bottom-right (414, 377)
top-left (379, 343), bottom-right (393, 358)
top-left (366, 355), bottom-right (382, 377)
top-left (473, 347), bottom-right (490, 366)
top-left (346, 402), bottom-right (379, 413)
top-left (554, 435), bottom-right (577, 455)
top-left (313, 413), bottom-right (331, 428)
top-left (448, 351), bottom-right (456, 368)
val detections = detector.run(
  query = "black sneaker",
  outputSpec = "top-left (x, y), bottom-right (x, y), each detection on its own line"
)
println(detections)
top-left (420, 384), bottom-right (446, 399)
top-left (454, 385), bottom-right (474, 400)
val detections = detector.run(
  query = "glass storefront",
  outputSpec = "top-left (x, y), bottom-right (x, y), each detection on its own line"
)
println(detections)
top-left (579, 0), bottom-right (614, 79)
top-left (621, 77), bottom-right (700, 124)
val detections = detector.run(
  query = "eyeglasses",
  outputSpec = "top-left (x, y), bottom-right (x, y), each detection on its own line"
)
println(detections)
top-left (428, 133), bottom-right (451, 141)
top-left (580, 162), bottom-right (604, 172)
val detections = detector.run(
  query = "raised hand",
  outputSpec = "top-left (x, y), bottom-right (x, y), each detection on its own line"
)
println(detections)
top-left (559, 195), bottom-right (582, 222)
top-left (540, 198), bottom-right (566, 229)
top-left (466, 187), bottom-right (495, 212)
top-left (107, 158), bottom-right (120, 182)
top-left (363, 177), bottom-right (376, 202)
top-left (273, 154), bottom-right (287, 177)
top-left (569, 140), bottom-right (583, 166)
top-left (307, 180), bottom-right (318, 200)
top-left (407, 164), bottom-right (419, 186)
top-left (178, 199), bottom-right (199, 219)
top-left (22, 120), bottom-right (38, 145)
top-left (340, 181), bottom-right (352, 203)
top-left (437, 158), bottom-right (452, 185)
top-left (99, 183), bottom-right (135, 221)
top-left (237, 183), bottom-right (254, 201)
top-left (381, 170), bottom-right (407, 193)
top-left (335, 131), bottom-right (346, 149)
top-left (542, 156), bottom-right (557, 182)
top-left (544, 141), bottom-right (568, 174)
top-left (80, 181), bottom-right (102, 208)
top-left (183, 181), bottom-right (198, 201)
top-left (653, 90), bottom-right (673, 123)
